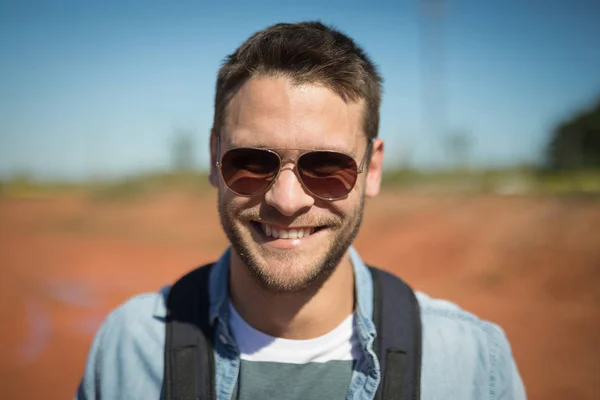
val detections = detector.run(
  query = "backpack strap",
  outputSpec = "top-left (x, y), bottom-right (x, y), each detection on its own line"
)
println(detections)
top-left (163, 263), bottom-right (216, 400)
top-left (369, 266), bottom-right (422, 400)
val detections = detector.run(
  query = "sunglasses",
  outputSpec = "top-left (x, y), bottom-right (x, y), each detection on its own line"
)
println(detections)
top-left (215, 137), bottom-right (373, 201)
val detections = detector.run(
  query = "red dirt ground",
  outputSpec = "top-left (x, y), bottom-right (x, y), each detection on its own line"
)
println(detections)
top-left (0, 190), bottom-right (599, 399)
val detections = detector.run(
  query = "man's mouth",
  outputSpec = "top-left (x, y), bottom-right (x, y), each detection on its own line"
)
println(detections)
top-left (250, 221), bottom-right (325, 240)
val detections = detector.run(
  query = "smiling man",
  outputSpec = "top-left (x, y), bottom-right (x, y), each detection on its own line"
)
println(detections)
top-left (77, 22), bottom-right (526, 400)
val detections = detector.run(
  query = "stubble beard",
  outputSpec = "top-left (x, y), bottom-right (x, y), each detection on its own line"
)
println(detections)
top-left (218, 193), bottom-right (365, 293)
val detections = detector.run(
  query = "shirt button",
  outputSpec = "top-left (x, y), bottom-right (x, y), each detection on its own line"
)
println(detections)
top-left (219, 334), bottom-right (228, 345)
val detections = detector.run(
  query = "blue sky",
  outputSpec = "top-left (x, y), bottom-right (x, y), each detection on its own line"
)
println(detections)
top-left (1, 0), bottom-right (599, 180)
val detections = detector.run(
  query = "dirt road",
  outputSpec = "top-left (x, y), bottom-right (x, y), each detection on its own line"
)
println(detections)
top-left (1, 191), bottom-right (598, 399)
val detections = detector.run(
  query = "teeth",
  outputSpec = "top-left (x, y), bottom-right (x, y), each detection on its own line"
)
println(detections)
top-left (260, 223), bottom-right (315, 240)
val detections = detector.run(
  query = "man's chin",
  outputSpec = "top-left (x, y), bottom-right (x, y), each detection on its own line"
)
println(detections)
top-left (235, 245), bottom-right (330, 292)
top-left (248, 262), bottom-right (328, 293)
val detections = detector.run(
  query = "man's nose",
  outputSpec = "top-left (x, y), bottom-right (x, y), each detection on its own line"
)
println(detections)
top-left (264, 166), bottom-right (315, 216)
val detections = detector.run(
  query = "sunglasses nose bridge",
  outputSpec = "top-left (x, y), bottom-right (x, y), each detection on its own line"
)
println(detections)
top-left (264, 164), bottom-right (315, 216)
top-left (274, 156), bottom-right (300, 178)
top-left (270, 162), bottom-right (301, 190)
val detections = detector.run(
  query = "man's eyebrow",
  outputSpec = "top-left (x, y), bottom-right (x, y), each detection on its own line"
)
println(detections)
top-left (227, 141), bottom-right (358, 155)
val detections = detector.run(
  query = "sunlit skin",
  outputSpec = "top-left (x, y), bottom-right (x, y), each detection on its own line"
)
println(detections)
top-left (209, 75), bottom-right (384, 339)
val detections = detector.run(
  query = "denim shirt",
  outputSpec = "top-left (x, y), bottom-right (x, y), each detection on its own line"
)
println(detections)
top-left (77, 247), bottom-right (526, 399)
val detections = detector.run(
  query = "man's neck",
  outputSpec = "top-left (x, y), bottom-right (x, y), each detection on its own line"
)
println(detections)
top-left (228, 253), bottom-right (355, 340)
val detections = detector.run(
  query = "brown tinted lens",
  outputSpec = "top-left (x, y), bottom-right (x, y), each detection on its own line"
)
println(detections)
top-left (220, 148), bottom-right (280, 195)
top-left (297, 151), bottom-right (358, 199)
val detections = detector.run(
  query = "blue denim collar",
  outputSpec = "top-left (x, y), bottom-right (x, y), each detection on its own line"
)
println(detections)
top-left (209, 247), bottom-right (232, 325)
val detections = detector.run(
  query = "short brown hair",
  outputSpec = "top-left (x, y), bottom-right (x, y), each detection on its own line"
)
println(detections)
top-left (213, 21), bottom-right (383, 140)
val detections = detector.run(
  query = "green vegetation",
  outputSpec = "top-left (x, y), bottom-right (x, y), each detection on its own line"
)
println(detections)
top-left (545, 97), bottom-right (600, 171)
top-left (85, 171), bottom-right (212, 202)
top-left (0, 174), bottom-right (84, 198)
top-left (2, 168), bottom-right (599, 201)
top-left (382, 167), bottom-right (600, 195)
top-left (0, 171), bottom-right (213, 201)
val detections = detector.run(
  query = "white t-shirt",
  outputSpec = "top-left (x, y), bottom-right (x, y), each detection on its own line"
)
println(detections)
top-left (228, 302), bottom-right (362, 399)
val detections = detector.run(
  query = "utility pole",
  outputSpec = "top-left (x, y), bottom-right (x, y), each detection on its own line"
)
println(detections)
top-left (419, 0), bottom-right (447, 168)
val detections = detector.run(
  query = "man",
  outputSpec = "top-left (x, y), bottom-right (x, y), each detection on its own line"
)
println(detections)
top-left (77, 21), bottom-right (526, 399)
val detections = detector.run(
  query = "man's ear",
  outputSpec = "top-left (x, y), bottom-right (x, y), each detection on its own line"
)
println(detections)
top-left (365, 138), bottom-right (384, 198)
top-left (209, 129), bottom-right (219, 188)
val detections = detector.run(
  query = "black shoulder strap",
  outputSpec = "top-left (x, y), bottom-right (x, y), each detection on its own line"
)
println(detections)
top-left (369, 266), bottom-right (422, 400)
top-left (163, 263), bottom-right (216, 400)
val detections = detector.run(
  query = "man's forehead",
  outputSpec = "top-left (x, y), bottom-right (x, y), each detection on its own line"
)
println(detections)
top-left (221, 76), bottom-right (366, 152)
top-left (226, 77), bottom-right (363, 119)
top-left (222, 134), bottom-right (362, 155)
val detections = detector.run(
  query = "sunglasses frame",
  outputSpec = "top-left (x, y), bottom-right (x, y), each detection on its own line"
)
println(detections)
top-left (215, 136), bottom-right (374, 201)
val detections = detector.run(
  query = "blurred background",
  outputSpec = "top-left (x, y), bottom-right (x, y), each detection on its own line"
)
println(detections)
top-left (0, 0), bottom-right (599, 399)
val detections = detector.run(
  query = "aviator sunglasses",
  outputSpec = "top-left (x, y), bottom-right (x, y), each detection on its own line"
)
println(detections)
top-left (216, 137), bottom-right (373, 201)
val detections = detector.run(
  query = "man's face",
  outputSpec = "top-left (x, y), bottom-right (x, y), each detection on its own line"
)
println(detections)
top-left (210, 75), bottom-right (383, 292)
